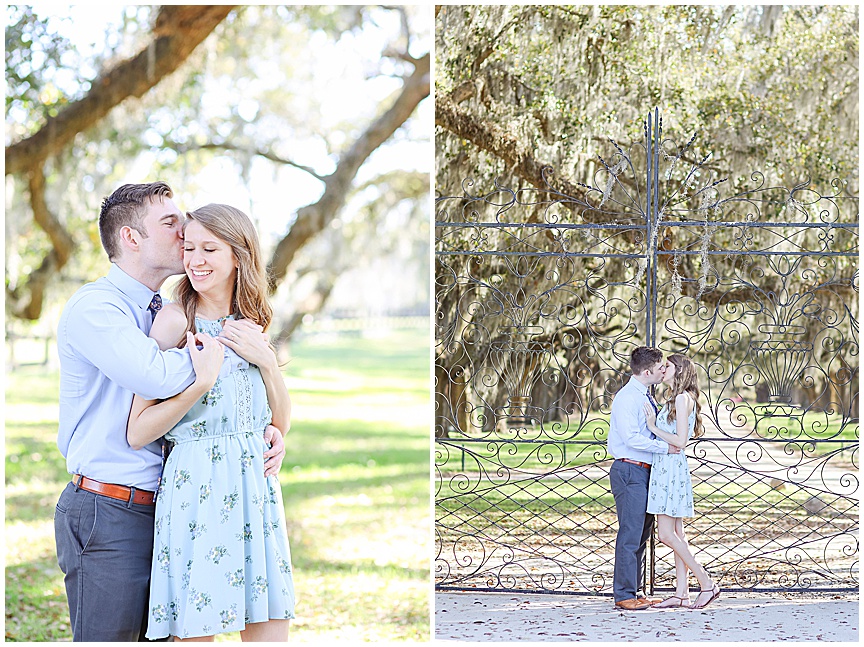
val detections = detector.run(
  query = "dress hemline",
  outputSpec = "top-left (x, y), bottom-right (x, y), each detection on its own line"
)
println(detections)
top-left (145, 612), bottom-right (296, 640)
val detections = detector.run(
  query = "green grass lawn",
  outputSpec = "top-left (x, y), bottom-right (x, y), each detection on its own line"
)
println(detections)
top-left (4, 327), bottom-right (431, 642)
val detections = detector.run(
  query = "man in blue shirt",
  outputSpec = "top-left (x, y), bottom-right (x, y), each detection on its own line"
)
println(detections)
top-left (607, 346), bottom-right (679, 610)
top-left (54, 182), bottom-right (285, 641)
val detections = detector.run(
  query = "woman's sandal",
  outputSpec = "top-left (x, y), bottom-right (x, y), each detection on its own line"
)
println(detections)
top-left (689, 584), bottom-right (721, 609)
top-left (652, 595), bottom-right (689, 609)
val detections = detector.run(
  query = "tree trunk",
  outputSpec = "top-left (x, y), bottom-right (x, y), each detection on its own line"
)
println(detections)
top-left (6, 167), bottom-right (78, 319)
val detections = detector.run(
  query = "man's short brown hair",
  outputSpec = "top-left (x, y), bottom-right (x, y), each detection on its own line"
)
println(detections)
top-left (98, 182), bottom-right (173, 260)
top-left (630, 346), bottom-right (663, 375)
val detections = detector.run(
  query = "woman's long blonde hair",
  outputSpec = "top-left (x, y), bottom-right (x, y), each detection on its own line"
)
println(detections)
top-left (663, 353), bottom-right (705, 438)
top-left (173, 204), bottom-right (273, 346)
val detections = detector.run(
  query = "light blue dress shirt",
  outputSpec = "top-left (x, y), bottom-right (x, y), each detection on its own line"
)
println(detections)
top-left (57, 264), bottom-right (248, 490)
top-left (607, 376), bottom-right (669, 463)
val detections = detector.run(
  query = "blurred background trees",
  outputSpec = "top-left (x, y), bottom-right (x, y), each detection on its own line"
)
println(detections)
top-left (6, 4), bottom-right (430, 346)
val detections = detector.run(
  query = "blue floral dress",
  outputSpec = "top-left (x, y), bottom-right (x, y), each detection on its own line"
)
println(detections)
top-left (647, 403), bottom-right (696, 518)
top-left (145, 316), bottom-right (295, 639)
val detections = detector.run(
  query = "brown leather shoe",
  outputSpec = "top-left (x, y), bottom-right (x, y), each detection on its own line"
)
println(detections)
top-left (615, 598), bottom-right (652, 610)
top-left (638, 597), bottom-right (662, 605)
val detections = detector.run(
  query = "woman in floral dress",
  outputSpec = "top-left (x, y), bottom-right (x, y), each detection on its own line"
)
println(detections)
top-left (127, 204), bottom-right (294, 641)
top-left (643, 353), bottom-right (719, 610)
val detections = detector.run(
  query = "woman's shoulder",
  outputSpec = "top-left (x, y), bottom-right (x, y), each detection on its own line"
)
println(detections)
top-left (151, 302), bottom-right (189, 347)
top-left (153, 302), bottom-right (188, 327)
top-left (675, 391), bottom-right (696, 412)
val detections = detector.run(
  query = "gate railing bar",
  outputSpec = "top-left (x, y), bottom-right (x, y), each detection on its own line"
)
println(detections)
top-left (436, 250), bottom-right (858, 258)
top-left (663, 221), bottom-right (859, 229)
top-left (435, 222), bottom-right (647, 229)
top-left (436, 251), bottom-right (643, 258)
top-left (652, 109), bottom-right (662, 348)
top-left (435, 221), bottom-right (859, 230)
top-left (647, 108), bottom-right (659, 346)
top-left (434, 585), bottom-right (860, 595)
top-left (664, 250), bottom-right (858, 256)
top-left (437, 438), bottom-right (857, 445)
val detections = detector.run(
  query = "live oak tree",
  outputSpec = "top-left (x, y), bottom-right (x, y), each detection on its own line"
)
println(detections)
top-left (6, 5), bottom-right (235, 320)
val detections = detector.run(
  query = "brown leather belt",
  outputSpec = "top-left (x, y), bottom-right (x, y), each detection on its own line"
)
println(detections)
top-left (619, 458), bottom-right (652, 470)
top-left (72, 474), bottom-right (157, 506)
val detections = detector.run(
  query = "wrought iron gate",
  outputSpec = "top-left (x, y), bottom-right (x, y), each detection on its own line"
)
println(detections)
top-left (435, 109), bottom-right (858, 594)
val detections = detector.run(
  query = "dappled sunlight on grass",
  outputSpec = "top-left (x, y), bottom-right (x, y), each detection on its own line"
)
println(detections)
top-left (4, 520), bottom-right (56, 567)
top-left (286, 573), bottom-right (427, 642)
top-left (296, 401), bottom-right (429, 424)
top-left (287, 371), bottom-right (428, 397)
top-left (294, 488), bottom-right (428, 574)
top-left (4, 483), bottom-right (63, 525)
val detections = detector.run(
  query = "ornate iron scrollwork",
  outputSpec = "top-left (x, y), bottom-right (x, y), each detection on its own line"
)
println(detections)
top-left (435, 109), bottom-right (858, 594)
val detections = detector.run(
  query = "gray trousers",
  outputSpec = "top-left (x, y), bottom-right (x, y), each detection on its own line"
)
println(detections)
top-left (54, 481), bottom-right (164, 642)
top-left (609, 460), bottom-right (654, 601)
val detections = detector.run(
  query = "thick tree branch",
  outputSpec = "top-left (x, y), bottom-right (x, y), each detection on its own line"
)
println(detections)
top-left (272, 168), bottom-right (428, 346)
top-left (451, 81), bottom-right (476, 104)
top-left (6, 167), bottom-right (77, 320)
top-left (165, 140), bottom-right (328, 182)
top-left (266, 52), bottom-right (430, 291)
top-left (436, 93), bottom-right (588, 202)
top-left (5, 5), bottom-right (235, 176)
top-left (383, 47), bottom-right (424, 65)
top-left (274, 277), bottom-right (337, 347)
top-left (6, 250), bottom-right (63, 321)
top-left (29, 167), bottom-right (75, 266)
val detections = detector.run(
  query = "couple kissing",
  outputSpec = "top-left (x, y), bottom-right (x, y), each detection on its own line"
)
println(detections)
top-left (608, 346), bottom-right (720, 611)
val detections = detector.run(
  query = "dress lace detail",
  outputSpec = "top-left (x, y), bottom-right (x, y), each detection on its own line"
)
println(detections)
top-left (235, 369), bottom-right (253, 432)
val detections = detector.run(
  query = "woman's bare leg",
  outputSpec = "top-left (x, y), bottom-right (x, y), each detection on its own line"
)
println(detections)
top-left (674, 516), bottom-right (686, 542)
top-left (240, 619), bottom-right (290, 642)
top-left (656, 514), bottom-right (712, 590)
top-left (673, 517), bottom-right (690, 599)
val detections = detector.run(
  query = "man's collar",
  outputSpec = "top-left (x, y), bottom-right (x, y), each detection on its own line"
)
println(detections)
top-left (628, 376), bottom-right (650, 394)
top-left (106, 263), bottom-right (158, 310)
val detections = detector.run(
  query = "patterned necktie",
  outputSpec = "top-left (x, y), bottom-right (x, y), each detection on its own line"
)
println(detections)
top-left (148, 293), bottom-right (163, 322)
top-left (647, 389), bottom-right (660, 415)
